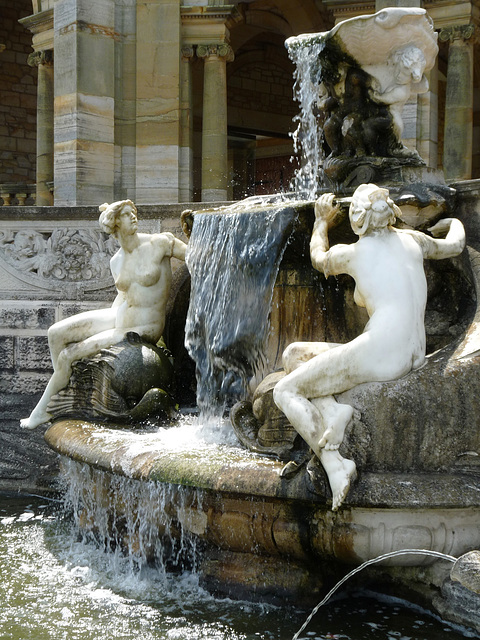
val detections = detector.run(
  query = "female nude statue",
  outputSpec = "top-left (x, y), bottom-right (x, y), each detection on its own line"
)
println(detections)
top-left (273, 184), bottom-right (465, 510)
top-left (21, 199), bottom-right (187, 429)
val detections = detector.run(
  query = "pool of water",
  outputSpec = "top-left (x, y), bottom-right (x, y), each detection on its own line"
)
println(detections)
top-left (0, 495), bottom-right (477, 640)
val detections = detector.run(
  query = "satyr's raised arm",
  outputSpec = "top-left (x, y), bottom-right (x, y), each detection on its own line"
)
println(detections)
top-left (311, 194), bottom-right (352, 277)
top-left (413, 218), bottom-right (466, 261)
top-left (310, 194), bottom-right (338, 272)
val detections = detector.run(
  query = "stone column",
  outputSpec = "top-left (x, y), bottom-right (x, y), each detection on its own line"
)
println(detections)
top-left (53, 0), bottom-right (115, 205)
top-left (135, 0), bottom-right (181, 203)
top-left (28, 50), bottom-right (54, 206)
top-left (197, 44), bottom-right (234, 202)
top-left (416, 63), bottom-right (438, 168)
top-left (440, 24), bottom-right (476, 182)
top-left (179, 46), bottom-right (194, 202)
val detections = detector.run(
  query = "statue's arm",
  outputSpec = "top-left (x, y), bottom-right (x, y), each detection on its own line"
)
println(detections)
top-left (159, 232), bottom-right (187, 261)
top-left (172, 236), bottom-right (187, 261)
top-left (417, 218), bottom-right (466, 260)
top-left (311, 194), bottom-right (351, 276)
top-left (372, 84), bottom-right (409, 105)
top-left (109, 252), bottom-right (125, 307)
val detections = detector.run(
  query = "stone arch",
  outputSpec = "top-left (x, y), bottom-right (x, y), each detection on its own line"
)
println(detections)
top-left (225, 0), bottom-right (329, 198)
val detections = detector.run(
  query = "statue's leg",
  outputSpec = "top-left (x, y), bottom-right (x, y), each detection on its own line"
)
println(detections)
top-left (273, 383), bottom-right (356, 510)
top-left (319, 449), bottom-right (357, 511)
top-left (311, 396), bottom-right (353, 450)
top-left (48, 308), bottom-right (117, 368)
top-left (282, 341), bottom-right (340, 374)
top-left (21, 322), bottom-right (122, 429)
top-left (274, 336), bottom-right (384, 509)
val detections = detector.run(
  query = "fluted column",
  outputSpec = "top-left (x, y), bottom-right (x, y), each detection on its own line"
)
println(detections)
top-left (440, 24), bottom-right (476, 182)
top-left (28, 50), bottom-right (54, 205)
top-left (179, 46), bottom-right (194, 202)
top-left (197, 44), bottom-right (234, 202)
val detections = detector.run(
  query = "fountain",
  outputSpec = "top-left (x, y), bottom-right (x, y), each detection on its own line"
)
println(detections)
top-left (26, 7), bottom-right (480, 636)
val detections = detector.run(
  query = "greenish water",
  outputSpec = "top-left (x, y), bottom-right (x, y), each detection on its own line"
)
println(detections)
top-left (0, 496), bottom-right (476, 640)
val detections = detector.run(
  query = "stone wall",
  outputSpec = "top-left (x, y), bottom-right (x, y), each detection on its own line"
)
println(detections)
top-left (0, 0), bottom-right (37, 185)
top-left (0, 202), bottom-right (204, 493)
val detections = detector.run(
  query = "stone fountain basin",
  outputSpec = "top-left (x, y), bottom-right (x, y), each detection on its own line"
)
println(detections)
top-left (45, 415), bottom-right (480, 569)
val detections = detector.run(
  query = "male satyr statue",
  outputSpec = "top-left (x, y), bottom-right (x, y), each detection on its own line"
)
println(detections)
top-left (273, 184), bottom-right (466, 510)
top-left (21, 199), bottom-right (187, 429)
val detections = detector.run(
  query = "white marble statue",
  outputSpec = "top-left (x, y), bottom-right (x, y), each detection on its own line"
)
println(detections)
top-left (366, 45), bottom-right (429, 144)
top-left (21, 199), bottom-right (187, 429)
top-left (273, 184), bottom-right (466, 510)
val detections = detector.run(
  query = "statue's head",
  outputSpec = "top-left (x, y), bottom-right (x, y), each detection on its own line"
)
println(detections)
top-left (349, 184), bottom-right (400, 236)
top-left (99, 199), bottom-right (137, 236)
top-left (391, 45), bottom-right (426, 84)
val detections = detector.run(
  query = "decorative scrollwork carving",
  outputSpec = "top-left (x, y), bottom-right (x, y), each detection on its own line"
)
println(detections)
top-left (0, 228), bottom-right (117, 282)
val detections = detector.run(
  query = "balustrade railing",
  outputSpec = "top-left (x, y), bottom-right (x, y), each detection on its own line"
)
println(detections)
top-left (0, 184), bottom-right (36, 206)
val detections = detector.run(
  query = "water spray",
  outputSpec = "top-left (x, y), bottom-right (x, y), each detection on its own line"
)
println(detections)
top-left (292, 548), bottom-right (457, 640)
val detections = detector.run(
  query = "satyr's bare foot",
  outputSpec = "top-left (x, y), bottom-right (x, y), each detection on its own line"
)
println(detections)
top-left (318, 403), bottom-right (354, 450)
top-left (20, 413), bottom-right (51, 430)
top-left (330, 457), bottom-right (357, 511)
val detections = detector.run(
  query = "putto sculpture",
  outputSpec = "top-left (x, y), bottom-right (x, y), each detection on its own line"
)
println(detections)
top-left (286, 7), bottom-right (438, 189)
top-left (21, 199), bottom-right (187, 429)
top-left (273, 184), bottom-right (465, 510)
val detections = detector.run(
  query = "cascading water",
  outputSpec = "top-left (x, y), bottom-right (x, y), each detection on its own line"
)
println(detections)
top-left (60, 457), bottom-right (203, 578)
top-left (286, 36), bottom-right (327, 200)
top-left (184, 200), bottom-right (298, 415)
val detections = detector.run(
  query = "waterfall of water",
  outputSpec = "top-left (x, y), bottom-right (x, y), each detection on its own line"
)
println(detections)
top-left (287, 37), bottom-right (326, 200)
top-left (184, 201), bottom-right (297, 416)
top-left (60, 458), bottom-right (203, 578)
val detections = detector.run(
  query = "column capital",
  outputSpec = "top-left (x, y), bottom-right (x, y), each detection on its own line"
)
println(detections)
top-left (196, 43), bottom-right (234, 63)
top-left (27, 49), bottom-right (53, 67)
top-left (438, 24), bottom-right (476, 44)
top-left (181, 45), bottom-right (195, 60)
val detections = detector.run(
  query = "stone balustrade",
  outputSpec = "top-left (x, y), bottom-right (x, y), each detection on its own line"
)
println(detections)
top-left (0, 183), bottom-right (37, 206)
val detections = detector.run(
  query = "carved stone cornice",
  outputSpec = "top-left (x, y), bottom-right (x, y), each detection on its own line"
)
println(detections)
top-left (181, 5), bottom-right (242, 47)
top-left (196, 43), bottom-right (234, 63)
top-left (321, 1), bottom-right (375, 23)
top-left (28, 49), bottom-right (54, 68)
top-left (19, 8), bottom-right (53, 36)
top-left (181, 5), bottom-right (242, 30)
top-left (439, 24), bottom-right (477, 44)
top-left (19, 9), bottom-right (54, 51)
